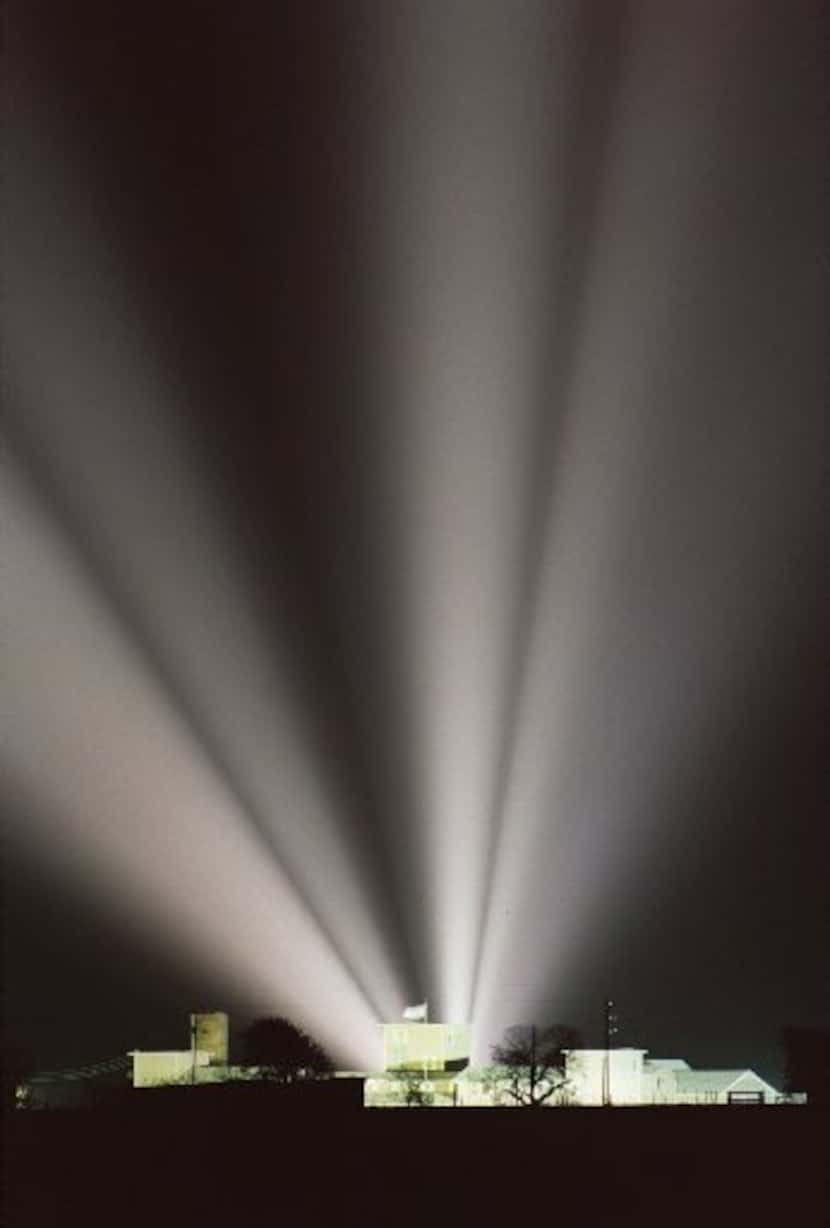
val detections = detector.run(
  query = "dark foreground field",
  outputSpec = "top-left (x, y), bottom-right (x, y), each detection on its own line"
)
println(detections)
top-left (4, 1091), bottom-right (829, 1226)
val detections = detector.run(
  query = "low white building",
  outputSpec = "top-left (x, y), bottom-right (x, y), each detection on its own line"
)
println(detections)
top-left (129, 1052), bottom-right (287, 1089)
top-left (668, 1068), bottom-right (781, 1105)
top-left (130, 1049), bottom-right (213, 1087)
top-left (115, 1012), bottom-right (803, 1107)
top-left (364, 1026), bottom-right (796, 1107)
top-left (563, 1049), bottom-right (649, 1105)
top-left (130, 1011), bottom-right (234, 1087)
top-left (640, 1058), bottom-right (692, 1104)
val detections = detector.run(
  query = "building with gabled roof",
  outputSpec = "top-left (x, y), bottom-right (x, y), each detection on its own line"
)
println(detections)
top-left (365, 1029), bottom-right (802, 1107)
top-left (671, 1068), bottom-right (781, 1104)
top-left (19, 1013), bottom-right (803, 1109)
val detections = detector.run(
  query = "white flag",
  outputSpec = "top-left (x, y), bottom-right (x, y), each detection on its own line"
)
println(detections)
top-left (403, 1002), bottom-right (428, 1022)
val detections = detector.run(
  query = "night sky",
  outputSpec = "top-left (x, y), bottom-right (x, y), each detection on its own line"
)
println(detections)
top-left (3, 1), bottom-right (828, 1081)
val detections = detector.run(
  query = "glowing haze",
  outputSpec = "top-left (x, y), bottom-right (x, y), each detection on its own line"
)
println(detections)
top-left (3, 1), bottom-right (827, 1070)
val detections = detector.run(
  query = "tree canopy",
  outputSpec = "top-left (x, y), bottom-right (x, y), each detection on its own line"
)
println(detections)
top-left (242, 1017), bottom-right (333, 1082)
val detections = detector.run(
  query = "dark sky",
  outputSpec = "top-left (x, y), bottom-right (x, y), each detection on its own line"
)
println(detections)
top-left (3, 1), bottom-right (828, 1079)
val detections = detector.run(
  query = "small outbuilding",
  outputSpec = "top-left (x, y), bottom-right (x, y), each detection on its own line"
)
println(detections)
top-left (670, 1069), bottom-right (781, 1105)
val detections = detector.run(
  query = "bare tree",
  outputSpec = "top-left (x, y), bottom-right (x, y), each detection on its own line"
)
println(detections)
top-left (491, 1024), bottom-right (582, 1107)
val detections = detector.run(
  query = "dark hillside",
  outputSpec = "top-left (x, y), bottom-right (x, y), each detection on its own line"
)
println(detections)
top-left (5, 1095), bottom-right (828, 1226)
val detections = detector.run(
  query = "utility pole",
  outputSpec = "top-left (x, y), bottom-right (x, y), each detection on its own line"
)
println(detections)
top-left (602, 999), bottom-right (618, 1106)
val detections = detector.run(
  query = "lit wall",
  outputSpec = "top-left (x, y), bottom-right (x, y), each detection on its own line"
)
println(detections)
top-left (131, 1050), bottom-right (211, 1087)
top-left (564, 1049), bottom-right (648, 1105)
top-left (382, 1023), bottom-right (471, 1071)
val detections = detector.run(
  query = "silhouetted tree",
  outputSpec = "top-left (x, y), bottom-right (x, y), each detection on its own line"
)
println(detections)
top-left (491, 1023), bottom-right (582, 1107)
top-left (401, 1072), bottom-right (434, 1107)
top-left (242, 1017), bottom-right (333, 1083)
top-left (779, 1026), bottom-right (830, 1105)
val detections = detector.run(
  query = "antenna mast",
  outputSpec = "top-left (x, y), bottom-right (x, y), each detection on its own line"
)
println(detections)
top-left (602, 998), bottom-right (618, 1106)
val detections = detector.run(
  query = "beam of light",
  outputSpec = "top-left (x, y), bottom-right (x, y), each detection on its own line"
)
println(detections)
top-left (469, 12), bottom-right (710, 1052)
top-left (6, 2), bottom-right (824, 1072)
top-left (361, 0), bottom-right (591, 1026)
top-left (3, 78), bottom-right (413, 1033)
top-left (0, 453), bottom-right (382, 1069)
top-left (471, 0), bottom-right (827, 1060)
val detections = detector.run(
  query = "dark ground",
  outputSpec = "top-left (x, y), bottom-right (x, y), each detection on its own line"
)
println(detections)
top-left (3, 1092), bottom-right (829, 1226)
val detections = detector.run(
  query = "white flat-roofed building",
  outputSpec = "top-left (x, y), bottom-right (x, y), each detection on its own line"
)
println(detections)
top-left (130, 1050), bottom-right (212, 1087)
top-left (365, 1041), bottom-right (797, 1107)
top-left (79, 1010), bottom-right (801, 1107)
top-left (562, 1048), bottom-right (649, 1105)
top-left (641, 1058), bottom-right (691, 1104)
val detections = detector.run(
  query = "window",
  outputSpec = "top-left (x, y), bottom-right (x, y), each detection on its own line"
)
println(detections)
top-left (727, 1090), bottom-right (763, 1105)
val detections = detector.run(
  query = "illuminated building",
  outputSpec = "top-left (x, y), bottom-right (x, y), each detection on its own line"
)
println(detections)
top-left (16, 1013), bottom-right (802, 1107)
top-left (364, 1022), bottom-right (472, 1107)
top-left (365, 1033), bottom-right (795, 1107)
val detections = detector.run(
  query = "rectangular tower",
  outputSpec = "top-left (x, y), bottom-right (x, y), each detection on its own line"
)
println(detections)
top-left (189, 1012), bottom-right (229, 1066)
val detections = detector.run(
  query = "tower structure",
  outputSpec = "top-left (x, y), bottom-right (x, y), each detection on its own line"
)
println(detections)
top-left (189, 1011), bottom-right (229, 1066)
